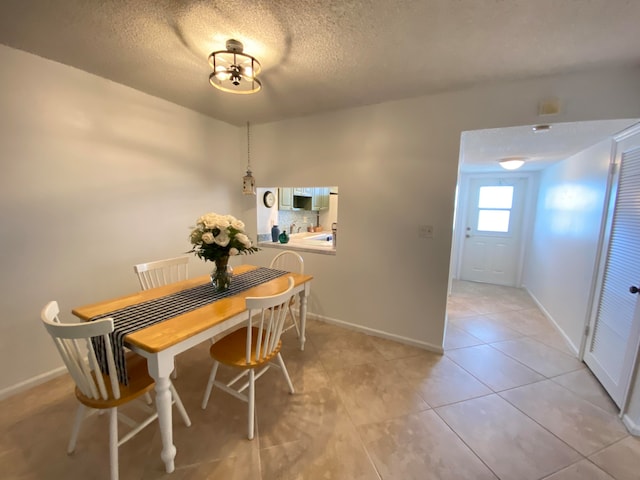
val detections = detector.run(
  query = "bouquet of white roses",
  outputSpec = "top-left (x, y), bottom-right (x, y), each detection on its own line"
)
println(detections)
top-left (188, 213), bottom-right (259, 263)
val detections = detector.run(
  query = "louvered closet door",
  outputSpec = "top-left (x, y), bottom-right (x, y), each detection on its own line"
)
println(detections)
top-left (585, 127), bottom-right (640, 409)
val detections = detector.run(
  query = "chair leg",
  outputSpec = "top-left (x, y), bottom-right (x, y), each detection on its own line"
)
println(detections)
top-left (288, 305), bottom-right (300, 338)
top-left (277, 353), bottom-right (295, 394)
top-left (67, 404), bottom-right (87, 454)
top-left (109, 407), bottom-right (119, 480)
top-left (169, 383), bottom-right (191, 427)
top-left (248, 369), bottom-right (255, 440)
top-left (201, 361), bottom-right (220, 409)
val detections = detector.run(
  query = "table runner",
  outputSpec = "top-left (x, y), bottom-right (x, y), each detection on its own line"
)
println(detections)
top-left (92, 267), bottom-right (288, 384)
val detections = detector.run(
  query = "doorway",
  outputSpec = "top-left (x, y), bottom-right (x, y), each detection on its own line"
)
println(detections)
top-left (457, 176), bottom-right (528, 287)
top-left (584, 125), bottom-right (640, 409)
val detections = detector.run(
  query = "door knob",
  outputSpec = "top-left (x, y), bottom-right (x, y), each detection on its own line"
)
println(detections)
top-left (630, 286), bottom-right (640, 294)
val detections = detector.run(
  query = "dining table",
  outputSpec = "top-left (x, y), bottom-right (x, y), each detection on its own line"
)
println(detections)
top-left (71, 264), bottom-right (313, 473)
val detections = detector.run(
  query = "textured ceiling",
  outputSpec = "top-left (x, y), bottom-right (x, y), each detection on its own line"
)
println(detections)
top-left (1, 0), bottom-right (639, 170)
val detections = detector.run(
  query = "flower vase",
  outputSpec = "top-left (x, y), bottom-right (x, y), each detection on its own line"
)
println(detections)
top-left (211, 257), bottom-right (233, 292)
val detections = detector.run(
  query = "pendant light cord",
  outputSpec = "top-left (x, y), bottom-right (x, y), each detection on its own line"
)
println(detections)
top-left (246, 121), bottom-right (252, 173)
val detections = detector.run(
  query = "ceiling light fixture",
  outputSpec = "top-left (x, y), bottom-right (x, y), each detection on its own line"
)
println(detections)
top-left (208, 39), bottom-right (262, 95)
top-left (242, 122), bottom-right (256, 195)
top-left (499, 157), bottom-right (526, 170)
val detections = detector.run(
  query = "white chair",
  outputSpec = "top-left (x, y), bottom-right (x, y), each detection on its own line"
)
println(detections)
top-left (133, 255), bottom-right (189, 290)
top-left (269, 251), bottom-right (304, 337)
top-left (41, 301), bottom-right (191, 480)
top-left (201, 277), bottom-right (296, 440)
top-left (133, 256), bottom-right (189, 378)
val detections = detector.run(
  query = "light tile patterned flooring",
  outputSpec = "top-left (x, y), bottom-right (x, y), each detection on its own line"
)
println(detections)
top-left (3, 280), bottom-right (640, 479)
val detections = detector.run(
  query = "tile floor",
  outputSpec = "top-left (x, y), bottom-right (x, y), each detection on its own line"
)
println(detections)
top-left (2, 280), bottom-right (640, 479)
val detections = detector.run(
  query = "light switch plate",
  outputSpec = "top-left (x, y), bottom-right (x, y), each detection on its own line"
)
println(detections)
top-left (418, 225), bottom-right (434, 238)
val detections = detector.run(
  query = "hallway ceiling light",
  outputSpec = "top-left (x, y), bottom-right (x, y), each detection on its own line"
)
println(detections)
top-left (499, 157), bottom-right (526, 170)
top-left (208, 39), bottom-right (262, 95)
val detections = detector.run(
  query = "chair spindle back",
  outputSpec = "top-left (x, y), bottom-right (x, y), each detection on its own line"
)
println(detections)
top-left (133, 256), bottom-right (189, 290)
top-left (245, 277), bottom-right (295, 364)
top-left (41, 301), bottom-right (120, 401)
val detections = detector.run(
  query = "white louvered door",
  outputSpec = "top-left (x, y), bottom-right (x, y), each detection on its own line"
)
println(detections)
top-left (585, 125), bottom-right (640, 409)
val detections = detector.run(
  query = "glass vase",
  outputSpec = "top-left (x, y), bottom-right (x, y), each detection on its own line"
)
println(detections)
top-left (210, 256), bottom-right (233, 292)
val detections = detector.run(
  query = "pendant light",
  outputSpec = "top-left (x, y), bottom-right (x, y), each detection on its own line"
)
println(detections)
top-left (242, 122), bottom-right (256, 195)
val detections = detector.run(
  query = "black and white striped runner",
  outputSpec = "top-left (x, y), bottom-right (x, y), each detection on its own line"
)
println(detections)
top-left (92, 267), bottom-right (288, 384)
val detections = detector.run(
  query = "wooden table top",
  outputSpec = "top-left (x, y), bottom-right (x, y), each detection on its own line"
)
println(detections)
top-left (72, 264), bottom-right (313, 353)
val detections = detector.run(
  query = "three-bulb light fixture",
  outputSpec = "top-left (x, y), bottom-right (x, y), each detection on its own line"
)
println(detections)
top-left (208, 39), bottom-right (262, 95)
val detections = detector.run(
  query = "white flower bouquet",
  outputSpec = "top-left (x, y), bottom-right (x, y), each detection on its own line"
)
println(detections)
top-left (188, 212), bottom-right (259, 263)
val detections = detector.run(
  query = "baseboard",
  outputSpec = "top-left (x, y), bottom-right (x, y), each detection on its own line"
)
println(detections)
top-left (307, 312), bottom-right (444, 354)
top-left (524, 287), bottom-right (580, 356)
top-left (4, 314), bottom-right (443, 401)
top-left (622, 413), bottom-right (640, 436)
top-left (0, 366), bottom-right (66, 401)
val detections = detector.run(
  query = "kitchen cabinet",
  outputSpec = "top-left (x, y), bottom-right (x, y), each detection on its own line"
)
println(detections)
top-left (293, 187), bottom-right (313, 196)
top-left (279, 187), bottom-right (293, 210)
top-left (280, 186), bottom-right (329, 211)
top-left (312, 187), bottom-right (330, 211)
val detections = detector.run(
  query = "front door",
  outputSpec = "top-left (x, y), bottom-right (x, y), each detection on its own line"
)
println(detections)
top-left (584, 126), bottom-right (640, 408)
top-left (460, 177), bottom-right (527, 286)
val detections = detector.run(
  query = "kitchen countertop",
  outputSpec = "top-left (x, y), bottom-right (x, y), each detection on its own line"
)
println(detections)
top-left (258, 231), bottom-right (336, 255)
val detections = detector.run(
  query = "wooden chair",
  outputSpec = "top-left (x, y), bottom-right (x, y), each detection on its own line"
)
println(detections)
top-left (133, 255), bottom-right (189, 378)
top-left (133, 256), bottom-right (189, 290)
top-left (41, 301), bottom-right (191, 480)
top-left (201, 277), bottom-right (296, 440)
top-left (269, 251), bottom-right (304, 337)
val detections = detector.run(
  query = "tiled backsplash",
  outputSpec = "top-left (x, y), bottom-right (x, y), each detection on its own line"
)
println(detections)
top-left (276, 210), bottom-right (321, 234)
top-left (258, 210), bottom-right (318, 242)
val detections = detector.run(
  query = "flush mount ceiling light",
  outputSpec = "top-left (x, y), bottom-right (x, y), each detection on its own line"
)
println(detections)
top-left (208, 39), bottom-right (262, 94)
top-left (499, 157), bottom-right (526, 170)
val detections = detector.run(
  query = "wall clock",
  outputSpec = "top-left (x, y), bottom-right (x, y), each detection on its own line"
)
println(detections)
top-left (263, 190), bottom-right (275, 208)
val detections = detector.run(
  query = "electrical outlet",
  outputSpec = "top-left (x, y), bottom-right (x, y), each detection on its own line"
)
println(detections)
top-left (418, 225), bottom-right (434, 238)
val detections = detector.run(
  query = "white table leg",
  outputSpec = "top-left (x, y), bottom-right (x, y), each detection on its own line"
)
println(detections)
top-left (299, 285), bottom-right (309, 351)
top-left (147, 354), bottom-right (176, 473)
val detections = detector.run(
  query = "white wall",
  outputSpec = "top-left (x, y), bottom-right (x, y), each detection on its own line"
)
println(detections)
top-left (0, 45), bottom-right (249, 395)
top-left (3, 41), bottom-right (640, 398)
top-left (523, 140), bottom-right (613, 352)
top-left (244, 67), bottom-right (640, 354)
top-left (255, 186), bottom-right (279, 236)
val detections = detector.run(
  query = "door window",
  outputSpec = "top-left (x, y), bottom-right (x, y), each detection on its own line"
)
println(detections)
top-left (477, 186), bottom-right (514, 233)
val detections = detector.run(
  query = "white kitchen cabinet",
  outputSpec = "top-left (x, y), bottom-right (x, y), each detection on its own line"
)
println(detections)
top-left (293, 187), bottom-right (313, 196)
top-left (279, 187), bottom-right (293, 210)
top-left (312, 187), bottom-right (330, 211)
top-left (280, 187), bottom-right (328, 211)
